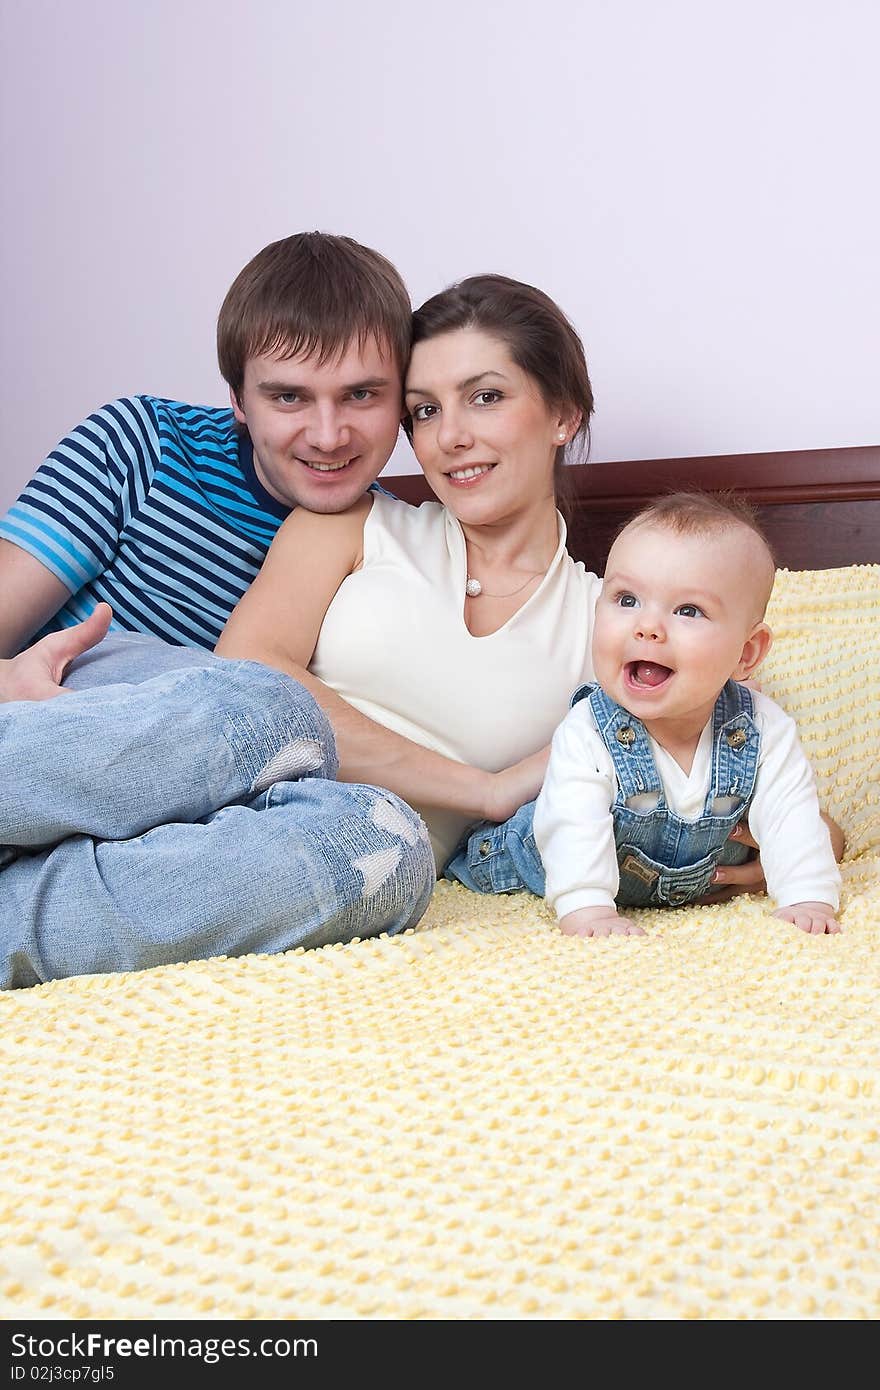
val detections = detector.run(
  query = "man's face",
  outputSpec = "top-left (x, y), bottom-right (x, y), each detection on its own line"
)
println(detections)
top-left (232, 336), bottom-right (403, 512)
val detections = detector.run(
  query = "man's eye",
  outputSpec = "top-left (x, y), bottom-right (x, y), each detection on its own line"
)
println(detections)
top-left (473, 390), bottom-right (502, 406)
top-left (276, 393), bottom-right (299, 405)
top-left (617, 593), bottom-right (639, 608)
top-left (411, 403), bottom-right (438, 423)
top-left (675, 603), bottom-right (704, 618)
top-left (350, 389), bottom-right (374, 402)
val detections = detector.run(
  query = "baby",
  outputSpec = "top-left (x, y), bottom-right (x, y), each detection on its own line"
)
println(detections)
top-left (532, 491), bottom-right (842, 937)
top-left (443, 492), bottom-right (842, 936)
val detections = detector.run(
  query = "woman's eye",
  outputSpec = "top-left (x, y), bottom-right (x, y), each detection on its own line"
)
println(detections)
top-left (411, 403), bottom-right (438, 423)
top-left (675, 603), bottom-right (704, 619)
top-left (473, 390), bottom-right (502, 406)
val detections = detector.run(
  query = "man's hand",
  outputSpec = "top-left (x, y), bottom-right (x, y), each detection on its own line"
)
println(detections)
top-left (558, 905), bottom-right (646, 938)
top-left (775, 901), bottom-right (841, 935)
top-left (0, 603), bottom-right (112, 703)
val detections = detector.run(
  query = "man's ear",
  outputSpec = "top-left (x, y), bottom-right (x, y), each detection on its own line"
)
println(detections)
top-left (229, 385), bottom-right (246, 426)
top-left (734, 622), bottom-right (773, 681)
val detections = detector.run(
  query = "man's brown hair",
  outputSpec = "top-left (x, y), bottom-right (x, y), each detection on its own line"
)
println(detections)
top-left (217, 232), bottom-right (412, 400)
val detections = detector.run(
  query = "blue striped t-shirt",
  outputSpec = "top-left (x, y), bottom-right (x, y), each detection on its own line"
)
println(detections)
top-left (0, 396), bottom-right (296, 650)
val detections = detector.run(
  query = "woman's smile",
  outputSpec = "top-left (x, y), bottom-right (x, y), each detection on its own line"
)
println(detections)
top-left (445, 462), bottom-right (496, 485)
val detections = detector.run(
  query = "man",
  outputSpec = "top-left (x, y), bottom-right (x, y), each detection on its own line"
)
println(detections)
top-left (0, 231), bottom-right (410, 699)
top-left (0, 232), bottom-right (438, 987)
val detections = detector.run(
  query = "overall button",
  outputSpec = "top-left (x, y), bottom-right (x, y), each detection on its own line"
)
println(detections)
top-left (616, 726), bottom-right (636, 747)
top-left (725, 728), bottom-right (747, 750)
top-left (478, 840), bottom-right (492, 858)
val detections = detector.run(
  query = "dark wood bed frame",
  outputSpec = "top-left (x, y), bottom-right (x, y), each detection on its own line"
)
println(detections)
top-left (384, 444), bottom-right (880, 572)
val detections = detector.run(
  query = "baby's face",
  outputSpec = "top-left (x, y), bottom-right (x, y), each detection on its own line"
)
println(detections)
top-left (592, 522), bottom-right (772, 733)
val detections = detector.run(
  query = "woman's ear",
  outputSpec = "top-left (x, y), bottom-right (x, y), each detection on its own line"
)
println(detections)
top-left (734, 622), bottom-right (773, 681)
top-left (557, 409), bottom-right (583, 444)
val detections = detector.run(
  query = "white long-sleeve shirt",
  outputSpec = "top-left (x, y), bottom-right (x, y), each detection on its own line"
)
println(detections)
top-left (533, 688), bottom-right (841, 919)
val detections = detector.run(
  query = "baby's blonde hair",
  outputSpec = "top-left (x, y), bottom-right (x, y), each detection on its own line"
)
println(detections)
top-left (617, 491), bottom-right (777, 615)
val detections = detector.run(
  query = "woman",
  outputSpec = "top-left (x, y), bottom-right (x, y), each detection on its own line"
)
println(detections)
top-left (217, 274), bottom-right (600, 876)
top-left (0, 275), bottom-right (770, 986)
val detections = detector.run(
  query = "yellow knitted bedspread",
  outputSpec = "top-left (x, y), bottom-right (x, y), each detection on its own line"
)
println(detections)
top-left (2, 564), bottom-right (878, 1321)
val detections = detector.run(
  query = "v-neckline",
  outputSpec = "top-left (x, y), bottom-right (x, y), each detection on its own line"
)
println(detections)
top-left (446, 509), bottom-right (568, 640)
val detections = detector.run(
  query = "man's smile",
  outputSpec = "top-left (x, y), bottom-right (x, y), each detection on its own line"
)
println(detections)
top-left (298, 456), bottom-right (357, 473)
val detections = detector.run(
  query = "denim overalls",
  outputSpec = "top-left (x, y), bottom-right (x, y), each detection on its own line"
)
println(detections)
top-left (444, 679), bottom-right (759, 909)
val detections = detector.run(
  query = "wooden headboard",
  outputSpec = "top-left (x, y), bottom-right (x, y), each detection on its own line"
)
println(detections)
top-left (384, 444), bottom-right (880, 572)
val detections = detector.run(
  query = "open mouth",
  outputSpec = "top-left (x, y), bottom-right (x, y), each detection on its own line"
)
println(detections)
top-left (446, 463), bottom-right (496, 484)
top-left (625, 660), bottom-right (674, 690)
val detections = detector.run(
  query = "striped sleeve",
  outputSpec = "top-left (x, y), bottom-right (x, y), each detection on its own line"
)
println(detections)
top-left (0, 398), bottom-right (159, 594)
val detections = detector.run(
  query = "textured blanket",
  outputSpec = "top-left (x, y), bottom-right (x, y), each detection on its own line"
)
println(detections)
top-left (1, 564), bottom-right (878, 1320)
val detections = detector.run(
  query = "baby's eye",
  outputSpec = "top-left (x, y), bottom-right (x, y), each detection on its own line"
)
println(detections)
top-left (410, 403), bottom-right (438, 423)
top-left (616, 593), bottom-right (639, 608)
top-left (675, 603), bottom-right (704, 619)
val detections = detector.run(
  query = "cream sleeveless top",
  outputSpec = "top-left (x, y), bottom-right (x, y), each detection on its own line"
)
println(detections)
top-left (310, 493), bottom-right (602, 870)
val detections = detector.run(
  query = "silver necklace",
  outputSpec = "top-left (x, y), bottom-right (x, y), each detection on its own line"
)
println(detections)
top-left (465, 572), bottom-right (544, 599)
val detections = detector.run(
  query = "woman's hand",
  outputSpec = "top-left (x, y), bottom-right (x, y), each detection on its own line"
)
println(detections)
top-left (697, 809), bottom-right (844, 905)
top-left (485, 746), bottom-right (550, 823)
top-left (820, 810), bottom-right (846, 863)
top-left (698, 820), bottom-right (767, 903)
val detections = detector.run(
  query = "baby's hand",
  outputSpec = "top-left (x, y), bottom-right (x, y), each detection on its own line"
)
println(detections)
top-left (558, 906), bottom-right (646, 938)
top-left (774, 901), bottom-right (841, 935)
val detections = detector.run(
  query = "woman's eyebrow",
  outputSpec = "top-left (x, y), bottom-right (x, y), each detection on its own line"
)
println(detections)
top-left (404, 370), bottom-right (510, 399)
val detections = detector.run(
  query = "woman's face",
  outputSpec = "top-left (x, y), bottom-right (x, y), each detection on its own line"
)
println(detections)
top-left (404, 328), bottom-right (570, 523)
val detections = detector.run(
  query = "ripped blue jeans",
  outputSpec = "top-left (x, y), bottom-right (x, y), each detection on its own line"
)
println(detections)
top-left (0, 635), bottom-right (434, 988)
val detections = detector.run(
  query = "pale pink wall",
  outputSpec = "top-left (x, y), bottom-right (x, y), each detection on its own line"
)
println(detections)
top-left (2, 0), bottom-right (878, 512)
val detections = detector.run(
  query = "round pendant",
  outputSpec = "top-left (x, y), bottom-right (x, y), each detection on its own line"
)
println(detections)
top-left (465, 577), bottom-right (482, 597)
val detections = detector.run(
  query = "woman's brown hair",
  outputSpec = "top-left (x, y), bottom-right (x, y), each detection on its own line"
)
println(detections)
top-left (404, 274), bottom-right (594, 513)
